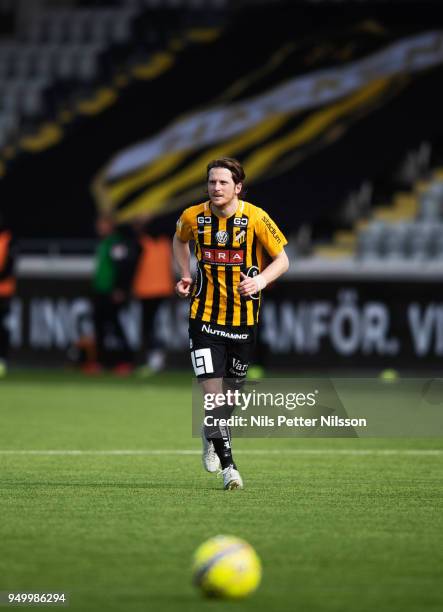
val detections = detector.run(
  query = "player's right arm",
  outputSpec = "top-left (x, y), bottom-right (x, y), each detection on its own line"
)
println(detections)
top-left (173, 210), bottom-right (194, 298)
top-left (173, 234), bottom-right (192, 297)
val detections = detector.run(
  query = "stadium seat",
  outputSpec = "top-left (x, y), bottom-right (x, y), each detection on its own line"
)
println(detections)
top-left (70, 11), bottom-right (93, 44)
top-left (357, 221), bottom-right (387, 259)
top-left (0, 42), bottom-right (17, 74)
top-left (89, 17), bottom-right (109, 45)
top-left (0, 110), bottom-right (18, 129)
top-left (77, 47), bottom-right (100, 82)
top-left (0, 79), bottom-right (24, 113)
top-left (55, 44), bottom-right (81, 81)
top-left (433, 232), bottom-right (443, 259)
top-left (11, 46), bottom-right (38, 78)
top-left (419, 191), bottom-right (443, 220)
top-left (0, 110), bottom-right (18, 146)
top-left (428, 180), bottom-right (443, 199)
top-left (46, 13), bottom-right (68, 44)
top-left (21, 78), bottom-right (49, 118)
top-left (109, 9), bottom-right (136, 44)
top-left (0, 58), bottom-right (8, 79)
top-left (33, 49), bottom-right (54, 79)
top-left (383, 223), bottom-right (412, 259)
top-left (406, 222), bottom-right (435, 260)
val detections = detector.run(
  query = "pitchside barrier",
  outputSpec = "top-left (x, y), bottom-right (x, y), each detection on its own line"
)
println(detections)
top-left (6, 255), bottom-right (443, 369)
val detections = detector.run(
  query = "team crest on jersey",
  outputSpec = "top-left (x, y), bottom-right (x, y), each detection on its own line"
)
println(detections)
top-left (215, 230), bottom-right (229, 246)
top-left (233, 227), bottom-right (246, 246)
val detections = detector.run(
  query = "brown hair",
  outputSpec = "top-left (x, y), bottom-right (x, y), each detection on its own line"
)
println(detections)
top-left (206, 157), bottom-right (246, 196)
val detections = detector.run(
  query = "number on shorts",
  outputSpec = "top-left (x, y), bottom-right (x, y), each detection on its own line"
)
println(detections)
top-left (191, 348), bottom-right (214, 376)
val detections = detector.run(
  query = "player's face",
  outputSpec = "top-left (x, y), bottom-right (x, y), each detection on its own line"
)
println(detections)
top-left (208, 168), bottom-right (242, 208)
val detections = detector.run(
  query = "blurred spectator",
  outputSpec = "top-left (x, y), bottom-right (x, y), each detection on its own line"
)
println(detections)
top-left (0, 214), bottom-right (16, 377)
top-left (132, 216), bottom-right (174, 376)
top-left (90, 214), bottom-right (141, 374)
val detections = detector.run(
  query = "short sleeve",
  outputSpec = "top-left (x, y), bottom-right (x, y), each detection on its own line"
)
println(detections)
top-left (175, 209), bottom-right (194, 242)
top-left (254, 208), bottom-right (287, 257)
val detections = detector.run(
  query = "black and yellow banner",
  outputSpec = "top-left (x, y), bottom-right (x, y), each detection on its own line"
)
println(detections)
top-left (2, 2), bottom-right (443, 239)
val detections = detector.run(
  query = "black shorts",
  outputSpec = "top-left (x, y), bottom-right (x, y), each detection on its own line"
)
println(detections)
top-left (189, 320), bottom-right (256, 380)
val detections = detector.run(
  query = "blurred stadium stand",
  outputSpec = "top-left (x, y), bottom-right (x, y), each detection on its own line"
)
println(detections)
top-left (1, 0), bottom-right (227, 147)
top-left (2, 0), bottom-right (443, 370)
top-left (1, 0), bottom-right (443, 247)
top-left (321, 173), bottom-right (443, 263)
top-left (352, 172), bottom-right (441, 259)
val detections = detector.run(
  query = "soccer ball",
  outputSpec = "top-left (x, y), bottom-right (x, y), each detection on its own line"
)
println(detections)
top-left (192, 535), bottom-right (262, 599)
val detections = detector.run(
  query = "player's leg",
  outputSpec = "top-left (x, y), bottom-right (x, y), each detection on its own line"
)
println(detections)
top-left (218, 336), bottom-right (256, 489)
top-left (200, 377), bottom-right (224, 472)
top-left (212, 388), bottom-right (243, 490)
top-left (189, 328), bottom-right (238, 480)
top-left (200, 376), bottom-right (240, 478)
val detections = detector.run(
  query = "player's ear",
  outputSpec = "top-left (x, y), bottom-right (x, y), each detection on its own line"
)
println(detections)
top-left (235, 182), bottom-right (242, 195)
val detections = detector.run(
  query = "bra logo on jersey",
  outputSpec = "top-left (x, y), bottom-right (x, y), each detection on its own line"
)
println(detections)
top-left (215, 230), bottom-right (229, 245)
top-left (203, 249), bottom-right (244, 265)
top-left (233, 217), bottom-right (248, 226)
top-left (197, 216), bottom-right (212, 225)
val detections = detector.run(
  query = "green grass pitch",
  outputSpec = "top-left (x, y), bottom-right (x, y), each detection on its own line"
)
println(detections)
top-left (0, 371), bottom-right (442, 612)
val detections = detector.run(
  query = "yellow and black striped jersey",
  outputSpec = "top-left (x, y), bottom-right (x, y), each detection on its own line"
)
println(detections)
top-left (175, 200), bottom-right (287, 327)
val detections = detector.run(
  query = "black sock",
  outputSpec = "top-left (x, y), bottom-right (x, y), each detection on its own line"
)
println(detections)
top-left (204, 404), bottom-right (236, 470)
top-left (211, 434), bottom-right (236, 470)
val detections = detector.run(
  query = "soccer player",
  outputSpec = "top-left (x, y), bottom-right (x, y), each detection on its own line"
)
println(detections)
top-left (173, 158), bottom-right (289, 489)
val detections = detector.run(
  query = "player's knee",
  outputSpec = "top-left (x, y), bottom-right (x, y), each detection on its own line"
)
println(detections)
top-left (223, 376), bottom-right (247, 393)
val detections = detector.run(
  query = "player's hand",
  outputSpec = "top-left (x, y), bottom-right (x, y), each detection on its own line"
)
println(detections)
top-left (175, 277), bottom-right (193, 298)
top-left (237, 272), bottom-right (267, 297)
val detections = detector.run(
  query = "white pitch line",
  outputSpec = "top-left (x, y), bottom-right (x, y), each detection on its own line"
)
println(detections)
top-left (0, 449), bottom-right (442, 456)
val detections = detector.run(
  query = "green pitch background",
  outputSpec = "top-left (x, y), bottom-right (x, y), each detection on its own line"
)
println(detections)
top-left (0, 371), bottom-right (442, 612)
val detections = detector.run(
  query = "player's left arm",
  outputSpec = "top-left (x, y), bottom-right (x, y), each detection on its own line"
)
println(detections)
top-left (238, 249), bottom-right (288, 296)
top-left (238, 208), bottom-right (289, 297)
